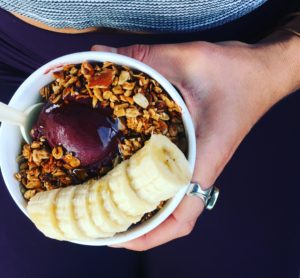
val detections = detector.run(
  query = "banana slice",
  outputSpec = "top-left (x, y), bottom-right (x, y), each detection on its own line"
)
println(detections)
top-left (56, 186), bottom-right (88, 240)
top-left (27, 188), bottom-right (64, 240)
top-left (27, 134), bottom-right (191, 242)
top-left (127, 134), bottom-right (192, 204)
top-left (107, 161), bottom-right (158, 216)
top-left (101, 178), bottom-right (142, 228)
top-left (88, 179), bottom-right (122, 234)
top-left (73, 182), bottom-right (113, 238)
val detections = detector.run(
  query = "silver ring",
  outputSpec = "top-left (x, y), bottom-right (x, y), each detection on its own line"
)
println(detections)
top-left (186, 182), bottom-right (219, 210)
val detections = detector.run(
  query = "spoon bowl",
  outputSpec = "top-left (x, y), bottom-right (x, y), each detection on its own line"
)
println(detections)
top-left (0, 102), bottom-right (43, 143)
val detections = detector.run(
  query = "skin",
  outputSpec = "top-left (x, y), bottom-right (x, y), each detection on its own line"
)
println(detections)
top-left (92, 27), bottom-right (300, 251)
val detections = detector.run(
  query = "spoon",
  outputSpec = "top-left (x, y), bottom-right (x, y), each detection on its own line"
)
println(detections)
top-left (0, 102), bottom-right (43, 143)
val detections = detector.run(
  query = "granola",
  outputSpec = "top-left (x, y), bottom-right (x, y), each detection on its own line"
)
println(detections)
top-left (16, 61), bottom-right (187, 202)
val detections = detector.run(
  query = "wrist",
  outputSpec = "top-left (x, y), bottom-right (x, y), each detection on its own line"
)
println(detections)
top-left (253, 27), bottom-right (300, 106)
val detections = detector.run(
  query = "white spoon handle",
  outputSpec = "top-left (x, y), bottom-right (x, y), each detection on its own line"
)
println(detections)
top-left (0, 102), bottom-right (26, 126)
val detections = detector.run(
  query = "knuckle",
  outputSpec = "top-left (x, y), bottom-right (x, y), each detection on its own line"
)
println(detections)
top-left (130, 44), bottom-right (152, 63)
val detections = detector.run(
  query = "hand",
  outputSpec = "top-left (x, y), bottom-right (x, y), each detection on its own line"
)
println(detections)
top-left (91, 37), bottom-right (300, 251)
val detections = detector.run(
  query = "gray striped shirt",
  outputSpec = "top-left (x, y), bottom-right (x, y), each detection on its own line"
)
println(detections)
top-left (0, 0), bottom-right (267, 32)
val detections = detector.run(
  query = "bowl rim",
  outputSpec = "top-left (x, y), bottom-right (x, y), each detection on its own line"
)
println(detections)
top-left (0, 51), bottom-right (196, 246)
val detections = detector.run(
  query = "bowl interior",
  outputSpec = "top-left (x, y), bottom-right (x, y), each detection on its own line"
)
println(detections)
top-left (0, 52), bottom-right (196, 246)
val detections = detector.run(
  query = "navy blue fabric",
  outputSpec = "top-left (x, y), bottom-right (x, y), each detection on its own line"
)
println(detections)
top-left (0, 1), bottom-right (300, 277)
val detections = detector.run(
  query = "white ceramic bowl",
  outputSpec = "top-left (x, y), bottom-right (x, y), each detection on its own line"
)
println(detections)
top-left (0, 52), bottom-right (196, 246)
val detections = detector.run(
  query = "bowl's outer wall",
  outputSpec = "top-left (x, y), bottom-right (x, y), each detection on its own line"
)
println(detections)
top-left (0, 52), bottom-right (196, 246)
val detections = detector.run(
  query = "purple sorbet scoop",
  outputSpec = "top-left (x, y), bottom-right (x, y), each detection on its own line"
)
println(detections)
top-left (32, 102), bottom-right (119, 167)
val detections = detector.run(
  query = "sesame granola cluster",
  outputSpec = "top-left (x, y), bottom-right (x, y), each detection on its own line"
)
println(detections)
top-left (15, 61), bottom-right (187, 200)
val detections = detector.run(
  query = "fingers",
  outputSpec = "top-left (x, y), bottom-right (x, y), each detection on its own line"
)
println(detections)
top-left (91, 43), bottom-right (193, 87)
top-left (110, 195), bottom-right (204, 251)
top-left (92, 42), bottom-right (208, 250)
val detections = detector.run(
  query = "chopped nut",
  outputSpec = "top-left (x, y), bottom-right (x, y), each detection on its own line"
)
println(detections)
top-left (103, 61), bottom-right (113, 68)
top-left (115, 103), bottom-right (130, 110)
top-left (52, 146), bottom-right (64, 160)
top-left (89, 69), bottom-right (114, 88)
top-left (126, 107), bottom-right (141, 118)
top-left (114, 103), bottom-right (129, 117)
top-left (159, 112), bottom-right (170, 121)
top-left (32, 149), bottom-right (50, 165)
top-left (63, 153), bottom-right (81, 168)
top-left (52, 168), bottom-right (66, 177)
top-left (109, 94), bottom-right (119, 102)
top-left (133, 93), bottom-right (149, 109)
top-left (122, 82), bottom-right (135, 90)
top-left (149, 108), bottom-right (160, 121)
top-left (118, 70), bottom-right (130, 85)
top-left (49, 94), bottom-right (62, 104)
top-left (42, 160), bottom-right (55, 173)
top-left (15, 173), bottom-right (22, 181)
top-left (124, 90), bottom-right (132, 97)
top-left (64, 76), bottom-right (77, 87)
top-left (112, 76), bottom-right (119, 86)
top-left (52, 85), bottom-right (61, 95)
top-left (70, 67), bottom-right (78, 75)
top-left (112, 85), bottom-right (124, 95)
top-left (25, 179), bottom-right (41, 189)
top-left (127, 117), bottom-right (138, 130)
top-left (103, 90), bottom-right (112, 100)
top-left (22, 144), bottom-right (31, 159)
top-left (114, 108), bottom-right (126, 117)
top-left (93, 88), bottom-right (103, 101)
top-left (40, 85), bottom-right (50, 99)
top-left (26, 168), bottom-right (39, 178)
top-left (81, 61), bottom-right (94, 79)
top-left (154, 86), bottom-right (163, 93)
top-left (120, 95), bottom-right (134, 105)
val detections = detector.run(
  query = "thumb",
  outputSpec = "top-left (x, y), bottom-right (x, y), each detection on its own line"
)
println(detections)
top-left (91, 44), bottom-right (186, 85)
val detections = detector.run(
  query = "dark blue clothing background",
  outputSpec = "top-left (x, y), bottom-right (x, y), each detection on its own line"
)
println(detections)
top-left (1, 1), bottom-right (300, 277)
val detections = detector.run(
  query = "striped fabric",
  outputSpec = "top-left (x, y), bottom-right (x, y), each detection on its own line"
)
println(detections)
top-left (0, 0), bottom-right (267, 32)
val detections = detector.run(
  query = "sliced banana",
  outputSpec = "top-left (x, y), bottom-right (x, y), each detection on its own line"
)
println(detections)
top-left (107, 161), bottom-right (158, 216)
top-left (88, 179), bottom-right (122, 234)
top-left (56, 186), bottom-right (88, 240)
top-left (27, 188), bottom-right (64, 240)
top-left (101, 178), bottom-right (142, 228)
top-left (73, 182), bottom-right (113, 238)
top-left (26, 134), bottom-right (191, 242)
top-left (127, 134), bottom-right (192, 204)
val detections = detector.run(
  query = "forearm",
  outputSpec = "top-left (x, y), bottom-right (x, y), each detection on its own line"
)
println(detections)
top-left (254, 16), bottom-right (300, 107)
